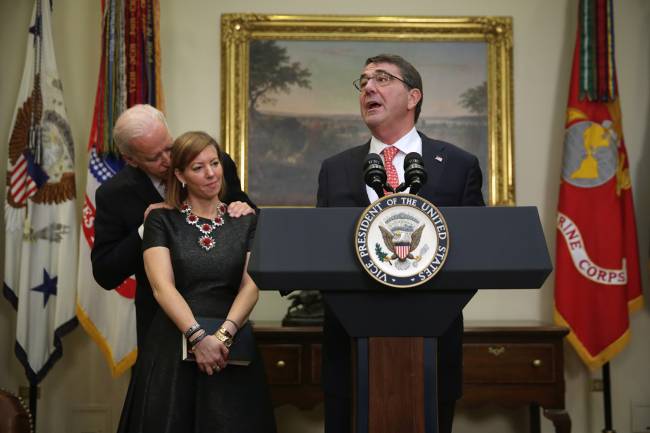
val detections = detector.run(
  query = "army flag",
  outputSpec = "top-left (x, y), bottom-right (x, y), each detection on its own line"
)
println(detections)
top-left (554, 0), bottom-right (644, 370)
top-left (3, 0), bottom-right (78, 384)
top-left (76, 0), bottom-right (163, 376)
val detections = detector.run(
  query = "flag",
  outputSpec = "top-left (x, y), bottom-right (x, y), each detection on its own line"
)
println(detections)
top-left (554, 0), bottom-right (644, 370)
top-left (2, 0), bottom-right (79, 384)
top-left (9, 151), bottom-right (49, 205)
top-left (75, 0), bottom-right (164, 376)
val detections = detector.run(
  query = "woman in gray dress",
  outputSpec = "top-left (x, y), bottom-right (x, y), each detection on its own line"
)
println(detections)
top-left (118, 131), bottom-right (276, 433)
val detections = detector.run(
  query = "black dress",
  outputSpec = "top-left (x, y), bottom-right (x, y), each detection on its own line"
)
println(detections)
top-left (117, 208), bottom-right (276, 433)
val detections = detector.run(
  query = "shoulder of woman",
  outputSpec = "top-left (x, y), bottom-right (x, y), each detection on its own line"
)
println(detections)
top-left (146, 207), bottom-right (177, 224)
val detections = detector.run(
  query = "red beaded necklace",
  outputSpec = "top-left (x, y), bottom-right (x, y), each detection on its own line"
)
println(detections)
top-left (180, 201), bottom-right (226, 251)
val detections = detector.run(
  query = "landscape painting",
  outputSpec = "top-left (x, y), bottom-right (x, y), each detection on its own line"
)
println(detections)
top-left (248, 41), bottom-right (487, 206)
top-left (221, 15), bottom-right (514, 206)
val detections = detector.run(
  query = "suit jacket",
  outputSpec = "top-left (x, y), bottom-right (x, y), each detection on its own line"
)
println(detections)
top-left (91, 152), bottom-right (253, 349)
top-left (316, 132), bottom-right (484, 402)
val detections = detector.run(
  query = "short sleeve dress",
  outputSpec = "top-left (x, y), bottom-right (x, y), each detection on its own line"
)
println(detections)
top-left (117, 208), bottom-right (276, 433)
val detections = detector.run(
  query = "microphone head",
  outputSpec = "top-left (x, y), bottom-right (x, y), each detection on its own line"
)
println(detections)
top-left (363, 153), bottom-right (387, 187)
top-left (364, 152), bottom-right (384, 168)
top-left (403, 152), bottom-right (427, 191)
top-left (404, 152), bottom-right (423, 166)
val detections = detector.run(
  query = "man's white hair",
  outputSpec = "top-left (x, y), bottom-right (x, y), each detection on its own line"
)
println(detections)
top-left (113, 104), bottom-right (169, 155)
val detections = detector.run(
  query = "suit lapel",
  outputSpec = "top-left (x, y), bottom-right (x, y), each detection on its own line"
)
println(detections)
top-left (418, 133), bottom-right (446, 199)
top-left (347, 142), bottom-right (371, 206)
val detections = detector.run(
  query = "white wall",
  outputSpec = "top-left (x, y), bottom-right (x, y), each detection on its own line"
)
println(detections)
top-left (1, 1), bottom-right (648, 432)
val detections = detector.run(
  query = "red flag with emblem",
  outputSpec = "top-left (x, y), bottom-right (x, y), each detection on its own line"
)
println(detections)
top-left (554, 0), bottom-right (643, 370)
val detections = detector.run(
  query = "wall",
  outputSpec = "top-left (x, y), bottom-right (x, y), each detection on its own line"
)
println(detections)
top-left (1, 1), bottom-right (649, 432)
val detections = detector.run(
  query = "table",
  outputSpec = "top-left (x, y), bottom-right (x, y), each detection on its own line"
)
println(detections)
top-left (253, 321), bottom-right (571, 433)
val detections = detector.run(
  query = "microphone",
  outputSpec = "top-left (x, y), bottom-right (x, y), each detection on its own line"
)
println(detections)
top-left (363, 153), bottom-right (392, 198)
top-left (400, 152), bottom-right (427, 195)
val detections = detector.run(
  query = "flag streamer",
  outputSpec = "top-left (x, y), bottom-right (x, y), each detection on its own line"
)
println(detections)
top-left (579, 0), bottom-right (617, 101)
top-left (76, 0), bottom-right (163, 377)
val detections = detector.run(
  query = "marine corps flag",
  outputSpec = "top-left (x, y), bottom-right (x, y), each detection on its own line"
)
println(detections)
top-left (76, 0), bottom-right (163, 376)
top-left (554, 0), bottom-right (643, 370)
top-left (3, 0), bottom-right (78, 384)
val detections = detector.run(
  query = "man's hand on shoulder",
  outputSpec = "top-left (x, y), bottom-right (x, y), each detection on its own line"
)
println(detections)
top-left (227, 201), bottom-right (255, 218)
top-left (144, 202), bottom-right (172, 220)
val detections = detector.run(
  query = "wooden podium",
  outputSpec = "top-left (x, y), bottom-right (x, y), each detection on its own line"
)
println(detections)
top-left (248, 206), bottom-right (552, 433)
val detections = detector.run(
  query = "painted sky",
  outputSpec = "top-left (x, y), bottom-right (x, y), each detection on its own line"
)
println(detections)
top-left (255, 40), bottom-right (487, 117)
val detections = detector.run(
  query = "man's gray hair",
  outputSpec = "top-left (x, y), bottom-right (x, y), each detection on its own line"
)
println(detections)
top-left (113, 104), bottom-right (169, 155)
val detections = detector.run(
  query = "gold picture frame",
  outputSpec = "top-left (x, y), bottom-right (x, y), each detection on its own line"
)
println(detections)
top-left (221, 14), bottom-right (514, 206)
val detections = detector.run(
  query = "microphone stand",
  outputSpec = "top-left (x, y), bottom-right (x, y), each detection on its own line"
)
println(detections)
top-left (372, 183), bottom-right (394, 198)
top-left (394, 181), bottom-right (423, 195)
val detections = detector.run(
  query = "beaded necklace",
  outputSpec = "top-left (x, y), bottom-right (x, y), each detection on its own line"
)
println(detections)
top-left (180, 201), bottom-right (226, 251)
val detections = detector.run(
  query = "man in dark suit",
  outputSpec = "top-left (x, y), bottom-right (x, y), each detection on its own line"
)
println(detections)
top-left (317, 54), bottom-right (485, 433)
top-left (91, 104), bottom-right (254, 349)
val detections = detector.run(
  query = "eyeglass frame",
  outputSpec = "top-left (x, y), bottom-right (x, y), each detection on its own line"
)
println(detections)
top-left (352, 70), bottom-right (417, 92)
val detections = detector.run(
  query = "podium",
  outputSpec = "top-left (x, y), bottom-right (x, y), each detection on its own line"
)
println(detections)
top-left (249, 206), bottom-right (552, 433)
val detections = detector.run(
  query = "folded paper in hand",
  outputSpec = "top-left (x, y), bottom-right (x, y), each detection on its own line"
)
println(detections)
top-left (182, 318), bottom-right (254, 366)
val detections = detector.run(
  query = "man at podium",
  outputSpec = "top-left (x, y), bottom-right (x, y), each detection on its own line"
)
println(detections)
top-left (316, 54), bottom-right (485, 433)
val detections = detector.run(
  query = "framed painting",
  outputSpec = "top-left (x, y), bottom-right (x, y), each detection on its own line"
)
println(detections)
top-left (221, 14), bottom-right (514, 206)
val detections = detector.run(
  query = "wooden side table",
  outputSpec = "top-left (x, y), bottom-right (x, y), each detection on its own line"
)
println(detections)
top-left (461, 321), bottom-right (571, 433)
top-left (254, 322), bottom-right (323, 410)
top-left (253, 321), bottom-right (571, 433)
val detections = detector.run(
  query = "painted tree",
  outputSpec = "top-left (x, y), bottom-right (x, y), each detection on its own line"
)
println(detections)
top-left (459, 81), bottom-right (487, 115)
top-left (249, 40), bottom-right (312, 113)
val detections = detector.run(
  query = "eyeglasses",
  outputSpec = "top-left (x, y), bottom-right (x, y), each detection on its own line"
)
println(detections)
top-left (353, 70), bottom-right (414, 92)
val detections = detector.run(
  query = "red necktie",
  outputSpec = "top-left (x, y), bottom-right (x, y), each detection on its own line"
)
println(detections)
top-left (382, 145), bottom-right (399, 194)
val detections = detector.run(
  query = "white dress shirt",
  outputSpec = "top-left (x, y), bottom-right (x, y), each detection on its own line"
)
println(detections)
top-left (147, 173), bottom-right (166, 199)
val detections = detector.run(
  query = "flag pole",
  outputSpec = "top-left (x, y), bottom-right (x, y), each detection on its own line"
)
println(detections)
top-left (29, 384), bottom-right (37, 430)
top-left (602, 363), bottom-right (615, 433)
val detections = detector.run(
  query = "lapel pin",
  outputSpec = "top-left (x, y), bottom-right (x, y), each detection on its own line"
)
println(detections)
top-left (434, 155), bottom-right (443, 163)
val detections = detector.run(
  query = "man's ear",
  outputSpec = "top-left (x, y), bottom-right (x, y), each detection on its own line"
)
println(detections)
top-left (122, 153), bottom-right (139, 168)
top-left (407, 88), bottom-right (422, 111)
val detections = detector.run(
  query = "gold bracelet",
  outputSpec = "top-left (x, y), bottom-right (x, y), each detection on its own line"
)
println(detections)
top-left (214, 327), bottom-right (233, 347)
top-left (217, 326), bottom-right (232, 339)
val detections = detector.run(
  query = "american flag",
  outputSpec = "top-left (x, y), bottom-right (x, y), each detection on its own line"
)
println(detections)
top-left (8, 151), bottom-right (48, 205)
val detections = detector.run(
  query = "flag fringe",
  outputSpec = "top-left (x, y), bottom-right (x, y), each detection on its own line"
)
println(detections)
top-left (14, 314), bottom-right (78, 385)
top-left (628, 294), bottom-right (644, 314)
top-left (75, 302), bottom-right (137, 377)
top-left (2, 283), bottom-right (19, 309)
top-left (554, 307), bottom-right (636, 370)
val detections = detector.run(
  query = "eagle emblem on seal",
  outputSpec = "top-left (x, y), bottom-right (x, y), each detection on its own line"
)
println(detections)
top-left (377, 212), bottom-right (426, 269)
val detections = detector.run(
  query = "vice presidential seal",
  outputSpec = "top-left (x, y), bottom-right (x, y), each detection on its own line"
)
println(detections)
top-left (354, 193), bottom-right (449, 288)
